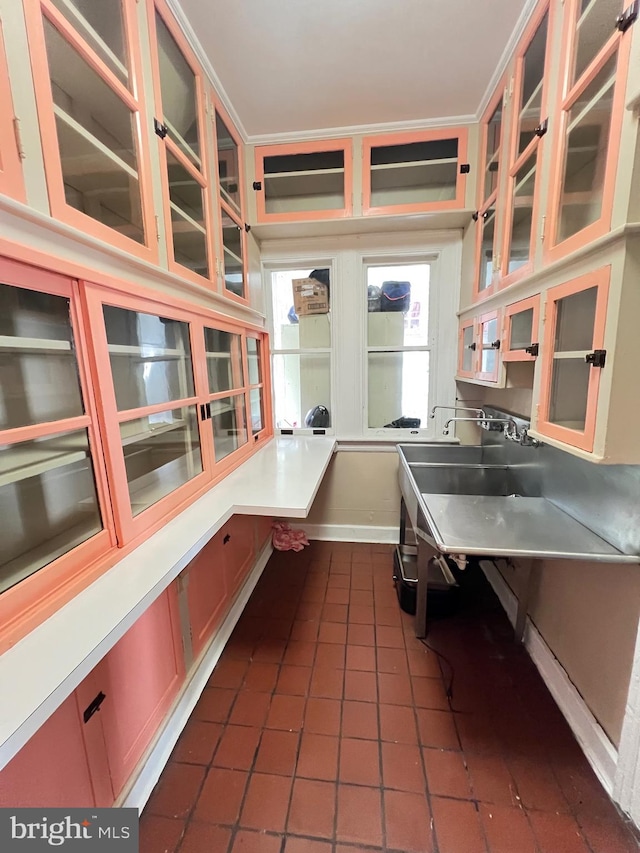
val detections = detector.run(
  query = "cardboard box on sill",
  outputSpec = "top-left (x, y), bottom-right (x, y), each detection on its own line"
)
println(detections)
top-left (292, 278), bottom-right (329, 316)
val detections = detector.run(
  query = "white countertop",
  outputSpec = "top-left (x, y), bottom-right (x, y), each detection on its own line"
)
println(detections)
top-left (0, 436), bottom-right (336, 770)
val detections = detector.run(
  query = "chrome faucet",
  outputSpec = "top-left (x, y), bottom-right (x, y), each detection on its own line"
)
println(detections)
top-left (442, 416), bottom-right (518, 439)
top-left (429, 405), bottom-right (486, 419)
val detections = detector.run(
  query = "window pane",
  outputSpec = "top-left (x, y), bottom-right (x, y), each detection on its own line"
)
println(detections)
top-left (216, 112), bottom-right (240, 213)
top-left (204, 328), bottom-right (243, 393)
top-left (167, 151), bottom-right (208, 278)
top-left (554, 287), bottom-right (597, 352)
top-left (272, 353), bottom-right (331, 429)
top-left (509, 308), bottom-right (535, 351)
top-left (368, 351), bottom-right (429, 428)
top-left (573, 0), bottom-right (623, 84)
top-left (370, 139), bottom-right (458, 207)
top-left (104, 306), bottom-right (194, 411)
top-left (50, 0), bottom-right (129, 85)
top-left (210, 395), bottom-right (248, 461)
top-left (558, 54), bottom-right (616, 243)
top-left (549, 359), bottom-right (590, 430)
top-left (222, 209), bottom-right (245, 299)
top-left (44, 18), bottom-right (145, 244)
top-left (0, 429), bottom-right (102, 594)
top-left (507, 153), bottom-right (536, 273)
top-left (517, 13), bottom-right (548, 155)
top-left (264, 150), bottom-right (345, 214)
top-left (367, 264), bottom-right (430, 346)
top-left (271, 269), bottom-right (331, 348)
top-left (120, 406), bottom-right (202, 515)
top-left (0, 284), bottom-right (84, 430)
top-left (250, 388), bottom-right (263, 434)
top-left (247, 337), bottom-right (261, 385)
top-left (479, 209), bottom-right (496, 291)
top-left (484, 102), bottom-right (502, 201)
top-left (156, 13), bottom-right (200, 168)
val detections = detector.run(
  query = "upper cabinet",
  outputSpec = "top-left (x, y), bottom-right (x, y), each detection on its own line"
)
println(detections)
top-left (362, 129), bottom-right (468, 215)
top-left (545, 0), bottom-right (634, 261)
top-left (0, 20), bottom-right (25, 202)
top-left (253, 138), bottom-right (353, 222)
top-left (147, 0), bottom-right (215, 286)
top-left (25, 0), bottom-right (157, 261)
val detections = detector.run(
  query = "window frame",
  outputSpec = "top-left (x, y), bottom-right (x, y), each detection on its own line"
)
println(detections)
top-left (262, 234), bottom-right (459, 442)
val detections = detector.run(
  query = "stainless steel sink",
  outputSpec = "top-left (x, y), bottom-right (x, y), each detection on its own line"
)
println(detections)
top-left (408, 463), bottom-right (519, 496)
top-left (398, 444), bottom-right (484, 465)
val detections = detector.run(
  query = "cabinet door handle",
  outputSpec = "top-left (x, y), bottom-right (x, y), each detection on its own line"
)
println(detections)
top-left (524, 343), bottom-right (539, 357)
top-left (585, 349), bottom-right (606, 368)
top-left (83, 691), bottom-right (106, 724)
top-left (467, 342), bottom-right (476, 351)
top-left (490, 340), bottom-right (501, 350)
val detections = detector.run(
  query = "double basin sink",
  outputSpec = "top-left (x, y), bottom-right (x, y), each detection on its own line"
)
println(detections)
top-left (397, 444), bottom-right (636, 563)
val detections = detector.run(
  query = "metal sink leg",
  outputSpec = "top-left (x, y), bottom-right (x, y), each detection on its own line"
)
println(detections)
top-left (415, 539), bottom-right (430, 638)
top-left (515, 558), bottom-right (542, 642)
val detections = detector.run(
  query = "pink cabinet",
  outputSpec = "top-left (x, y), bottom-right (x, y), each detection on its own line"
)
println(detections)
top-left (537, 268), bottom-right (610, 452)
top-left (502, 295), bottom-right (540, 362)
top-left (457, 311), bottom-right (502, 384)
top-left (222, 515), bottom-right (256, 597)
top-left (0, 20), bottom-right (24, 202)
top-left (185, 535), bottom-right (229, 659)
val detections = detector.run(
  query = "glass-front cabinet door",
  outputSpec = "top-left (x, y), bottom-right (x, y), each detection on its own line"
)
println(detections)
top-left (457, 319), bottom-right (476, 379)
top-left (25, 0), bottom-right (155, 260)
top-left (0, 20), bottom-right (25, 201)
top-left (0, 259), bottom-right (113, 620)
top-left (246, 335), bottom-right (268, 439)
top-left (149, 2), bottom-right (213, 285)
top-left (220, 206), bottom-right (246, 301)
top-left (477, 311), bottom-right (502, 382)
top-left (547, 0), bottom-right (633, 260)
top-left (538, 268), bottom-right (609, 451)
top-left (214, 106), bottom-right (242, 218)
top-left (85, 287), bottom-right (207, 539)
top-left (363, 129), bottom-right (468, 215)
top-left (254, 139), bottom-right (353, 222)
top-left (502, 295), bottom-right (540, 362)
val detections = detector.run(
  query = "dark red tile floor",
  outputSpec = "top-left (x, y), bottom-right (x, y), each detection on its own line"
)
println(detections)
top-left (141, 542), bottom-right (640, 852)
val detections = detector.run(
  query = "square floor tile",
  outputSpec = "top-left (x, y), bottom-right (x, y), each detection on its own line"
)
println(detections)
top-left (265, 694), bottom-right (306, 731)
top-left (254, 729), bottom-right (299, 776)
top-left (416, 708), bottom-right (460, 750)
top-left (193, 688), bottom-right (236, 723)
top-left (315, 644), bottom-right (346, 670)
top-left (304, 697), bottom-right (342, 736)
top-left (376, 647), bottom-right (409, 674)
top-left (379, 703), bottom-right (419, 744)
top-left (318, 622), bottom-right (347, 644)
top-left (208, 658), bottom-right (249, 689)
top-left (336, 784), bottom-right (383, 847)
top-left (343, 670), bottom-right (377, 703)
top-left (345, 645), bottom-right (376, 671)
top-left (277, 665), bottom-right (312, 696)
top-left (381, 741), bottom-right (425, 793)
top-left (309, 667), bottom-right (344, 700)
top-left (240, 772), bottom-right (292, 833)
top-left (229, 692), bottom-right (272, 728)
top-left (376, 626), bottom-right (406, 649)
top-left (431, 796), bottom-right (487, 853)
top-left (384, 788), bottom-right (433, 853)
top-left (283, 640), bottom-right (317, 667)
top-left (378, 672), bottom-right (413, 705)
top-left (341, 700), bottom-right (379, 740)
top-left (479, 803), bottom-right (538, 853)
top-left (146, 762), bottom-right (205, 820)
top-left (243, 661), bottom-right (280, 693)
top-left (528, 811), bottom-right (591, 853)
top-left (284, 838), bottom-right (333, 853)
top-left (193, 767), bottom-right (248, 825)
top-left (179, 822), bottom-right (232, 853)
top-left (171, 719), bottom-right (222, 765)
top-left (297, 733), bottom-right (339, 781)
top-left (347, 624), bottom-right (375, 646)
top-left (339, 738), bottom-right (381, 787)
top-left (139, 815), bottom-right (184, 853)
top-left (288, 778), bottom-right (336, 839)
top-left (230, 829), bottom-right (283, 852)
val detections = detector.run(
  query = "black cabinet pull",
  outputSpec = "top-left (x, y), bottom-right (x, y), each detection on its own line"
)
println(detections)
top-left (223, 534), bottom-right (231, 544)
top-left (83, 691), bottom-right (106, 724)
top-left (524, 343), bottom-right (539, 357)
top-left (252, 181), bottom-right (262, 191)
top-left (490, 340), bottom-right (501, 350)
top-left (586, 349), bottom-right (606, 368)
top-left (467, 342), bottom-right (476, 351)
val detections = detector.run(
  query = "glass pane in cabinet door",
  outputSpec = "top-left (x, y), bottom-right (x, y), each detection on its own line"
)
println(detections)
top-left (549, 359), bottom-right (590, 429)
top-left (517, 12), bottom-right (548, 155)
top-left (507, 153), bottom-right (536, 273)
top-left (167, 151), bottom-right (208, 278)
top-left (558, 55), bottom-right (616, 243)
top-left (0, 284), bottom-right (84, 430)
top-left (210, 395), bottom-right (248, 461)
top-left (370, 139), bottom-right (458, 207)
top-left (573, 0), bottom-right (623, 84)
top-left (461, 326), bottom-right (475, 373)
top-left (103, 306), bottom-right (194, 411)
top-left (247, 338), bottom-right (261, 386)
top-left (156, 13), bottom-right (200, 168)
top-left (0, 429), bottom-right (102, 594)
top-left (479, 209), bottom-right (496, 291)
top-left (481, 348), bottom-right (497, 376)
top-left (367, 351), bottom-right (429, 429)
top-left (249, 388), bottom-right (263, 434)
top-left (264, 150), bottom-right (345, 214)
top-left (510, 308), bottom-right (534, 351)
top-left (50, 0), bottom-right (129, 85)
top-left (482, 317), bottom-right (498, 346)
top-left (120, 406), bottom-right (202, 515)
top-left (222, 210), bottom-right (245, 299)
top-left (272, 353), bottom-right (331, 429)
top-left (43, 20), bottom-right (145, 244)
top-left (204, 328), bottom-right (243, 393)
top-left (215, 112), bottom-right (240, 214)
top-left (484, 103), bottom-right (502, 201)
top-left (554, 287), bottom-right (597, 352)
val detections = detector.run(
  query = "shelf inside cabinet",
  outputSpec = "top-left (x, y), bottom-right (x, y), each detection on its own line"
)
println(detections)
top-left (0, 335), bottom-right (72, 354)
top-left (53, 105), bottom-right (138, 182)
top-left (120, 420), bottom-right (187, 448)
top-left (0, 443), bottom-right (89, 488)
top-left (108, 344), bottom-right (186, 360)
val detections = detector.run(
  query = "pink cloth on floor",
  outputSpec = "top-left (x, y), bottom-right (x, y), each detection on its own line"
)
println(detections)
top-left (272, 521), bottom-right (309, 552)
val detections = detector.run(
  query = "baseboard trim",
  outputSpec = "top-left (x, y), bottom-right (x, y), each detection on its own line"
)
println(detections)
top-left (118, 542), bottom-right (273, 810)
top-left (299, 523), bottom-right (398, 544)
top-left (480, 559), bottom-right (618, 795)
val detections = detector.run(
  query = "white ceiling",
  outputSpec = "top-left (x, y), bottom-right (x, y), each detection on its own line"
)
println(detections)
top-left (174, 0), bottom-right (532, 141)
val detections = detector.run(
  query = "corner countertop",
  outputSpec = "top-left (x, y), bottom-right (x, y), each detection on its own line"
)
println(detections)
top-left (0, 436), bottom-right (336, 770)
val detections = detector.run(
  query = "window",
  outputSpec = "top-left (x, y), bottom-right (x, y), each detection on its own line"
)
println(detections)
top-left (268, 266), bottom-right (332, 430)
top-left (264, 235), bottom-right (458, 440)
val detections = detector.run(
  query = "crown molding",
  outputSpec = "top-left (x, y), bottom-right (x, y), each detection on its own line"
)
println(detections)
top-left (475, 0), bottom-right (540, 120)
top-left (165, 0), bottom-right (250, 143)
top-left (246, 113), bottom-right (477, 147)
